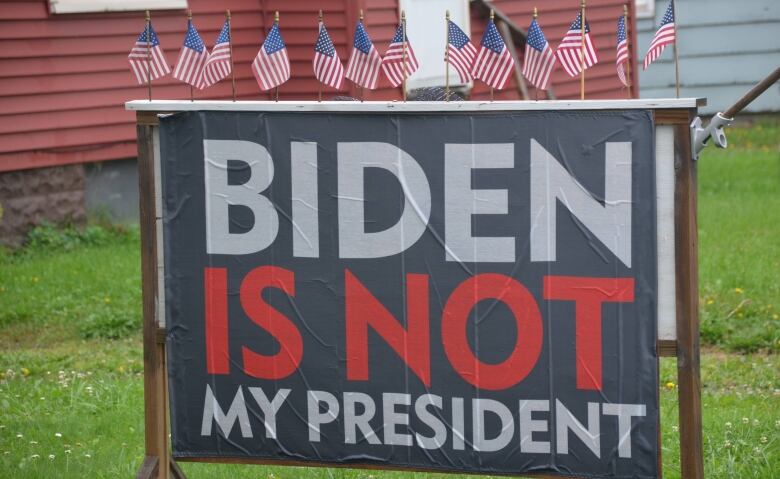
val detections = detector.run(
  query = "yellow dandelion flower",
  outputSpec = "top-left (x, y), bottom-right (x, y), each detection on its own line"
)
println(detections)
top-left (706, 299), bottom-right (714, 305)
top-left (665, 382), bottom-right (676, 390)
top-left (21, 368), bottom-right (30, 377)
top-left (734, 287), bottom-right (743, 294)
top-left (104, 297), bottom-right (111, 304)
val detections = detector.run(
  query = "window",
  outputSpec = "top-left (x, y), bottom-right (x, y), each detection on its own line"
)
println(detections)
top-left (634, 0), bottom-right (655, 19)
top-left (49, 0), bottom-right (188, 15)
top-left (400, 0), bottom-right (471, 91)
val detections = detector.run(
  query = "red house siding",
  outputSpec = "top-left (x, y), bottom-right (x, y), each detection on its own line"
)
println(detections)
top-left (470, 0), bottom-right (639, 101)
top-left (0, 0), bottom-right (637, 173)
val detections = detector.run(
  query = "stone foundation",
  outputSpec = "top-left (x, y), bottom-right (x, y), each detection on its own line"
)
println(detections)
top-left (0, 164), bottom-right (86, 247)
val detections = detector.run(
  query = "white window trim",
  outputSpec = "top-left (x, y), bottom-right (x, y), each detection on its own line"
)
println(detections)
top-left (634, 0), bottom-right (656, 19)
top-left (49, 0), bottom-right (188, 14)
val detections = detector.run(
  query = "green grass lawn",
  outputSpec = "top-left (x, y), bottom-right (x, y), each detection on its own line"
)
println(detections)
top-left (1, 118), bottom-right (778, 478)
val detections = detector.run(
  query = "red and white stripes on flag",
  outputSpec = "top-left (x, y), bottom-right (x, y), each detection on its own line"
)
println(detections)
top-left (201, 20), bottom-right (232, 88)
top-left (313, 22), bottom-right (344, 90)
top-left (643, 1), bottom-right (676, 70)
top-left (345, 21), bottom-right (383, 90)
top-left (381, 24), bottom-right (420, 87)
top-left (446, 20), bottom-right (477, 83)
top-left (128, 23), bottom-right (170, 84)
top-left (173, 20), bottom-right (208, 89)
top-left (522, 18), bottom-right (556, 91)
top-left (555, 12), bottom-right (598, 77)
top-left (616, 16), bottom-right (629, 86)
top-left (251, 23), bottom-right (290, 91)
top-left (472, 20), bottom-right (515, 90)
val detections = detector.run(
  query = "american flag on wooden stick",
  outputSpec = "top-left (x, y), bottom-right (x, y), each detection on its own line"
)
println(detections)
top-left (446, 20), bottom-right (476, 83)
top-left (173, 19), bottom-right (208, 89)
top-left (471, 19), bottom-right (515, 90)
top-left (381, 23), bottom-right (420, 88)
top-left (522, 18), bottom-right (556, 90)
top-left (128, 23), bottom-right (170, 84)
top-left (616, 16), bottom-right (629, 86)
top-left (202, 20), bottom-right (231, 88)
top-left (555, 12), bottom-right (598, 77)
top-left (471, 20), bottom-right (515, 90)
top-left (643, 1), bottom-right (675, 70)
top-left (345, 21), bottom-right (383, 89)
top-left (314, 22), bottom-right (344, 90)
top-left (252, 23), bottom-right (291, 91)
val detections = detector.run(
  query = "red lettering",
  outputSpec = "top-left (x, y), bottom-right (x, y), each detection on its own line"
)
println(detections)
top-left (240, 266), bottom-right (303, 379)
top-left (345, 270), bottom-right (431, 386)
top-left (205, 267), bottom-right (229, 374)
top-left (442, 273), bottom-right (543, 391)
top-left (543, 275), bottom-right (635, 391)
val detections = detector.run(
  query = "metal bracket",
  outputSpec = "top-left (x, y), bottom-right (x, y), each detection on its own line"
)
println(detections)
top-left (691, 112), bottom-right (733, 160)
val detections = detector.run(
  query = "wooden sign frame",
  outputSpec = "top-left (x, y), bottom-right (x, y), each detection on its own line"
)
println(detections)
top-left (127, 99), bottom-right (705, 479)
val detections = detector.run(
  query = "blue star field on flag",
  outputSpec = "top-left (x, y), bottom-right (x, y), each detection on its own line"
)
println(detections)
top-left (263, 24), bottom-right (286, 54)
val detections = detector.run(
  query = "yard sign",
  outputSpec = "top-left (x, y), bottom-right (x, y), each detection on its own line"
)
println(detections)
top-left (129, 100), bottom-right (704, 479)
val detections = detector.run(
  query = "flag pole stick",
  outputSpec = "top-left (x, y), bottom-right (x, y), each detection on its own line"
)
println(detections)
top-left (489, 9), bottom-right (494, 102)
top-left (274, 11), bottom-right (280, 102)
top-left (624, 4), bottom-right (632, 99)
top-left (227, 9), bottom-right (236, 101)
top-left (671, 0), bottom-right (680, 98)
top-left (145, 10), bottom-right (152, 101)
top-left (445, 10), bottom-right (450, 102)
top-left (188, 10), bottom-right (194, 102)
top-left (401, 10), bottom-right (407, 102)
top-left (580, 0), bottom-right (586, 100)
top-left (318, 10), bottom-right (323, 102)
top-left (533, 7), bottom-right (539, 101)
top-left (359, 9), bottom-right (365, 102)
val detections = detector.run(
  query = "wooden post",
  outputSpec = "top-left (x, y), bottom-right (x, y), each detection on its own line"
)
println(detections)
top-left (674, 116), bottom-right (704, 479)
top-left (145, 11), bottom-right (152, 101)
top-left (497, 20), bottom-right (529, 100)
top-left (227, 10), bottom-right (236, 101)
top-left (444, 11), bottom-right (450, 101)
top-left (624, 4), bottom-right (633, 99)
top-left (580, 0), bottom-right (586, 100)
top-left (136, 113), bottom-right (169, 479)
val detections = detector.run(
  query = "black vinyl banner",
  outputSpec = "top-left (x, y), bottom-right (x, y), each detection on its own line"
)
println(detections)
top-left (160, 109), bottom-right (659, 479)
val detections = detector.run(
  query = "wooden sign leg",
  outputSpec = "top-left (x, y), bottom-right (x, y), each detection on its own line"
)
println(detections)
top-left (136, 116), bottom-right (171, 479)
top-left (673, 119), bottom-right (705, 479)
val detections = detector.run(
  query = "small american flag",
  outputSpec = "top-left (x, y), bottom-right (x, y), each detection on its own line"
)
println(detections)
top-left (616, 16), bottom-right (629, 86)
top-left (643, 1), bottom-right (675, 70)
top-left (345, 21), bottom-right (383, 89)
top-left (522, 18), bottom-right (556, 91)
top-left (314, 22), bottom-right (344, 90)
top-left (472, 19), bottom-right (515, 89)
top-left (381, 23), bottom-right (419, 87)
top-left (446, 20), bottom-right (477, 83)
top-left (173, 20), bottom-right (208, 89)
top-left (128, 23), bottom-right (170, 84)
top-left (201, 20), bottom-right (232, 88)
top-left (555, 12), bottom-right (598, 77)
top-left (252, 23), bottom-right (291, 91)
